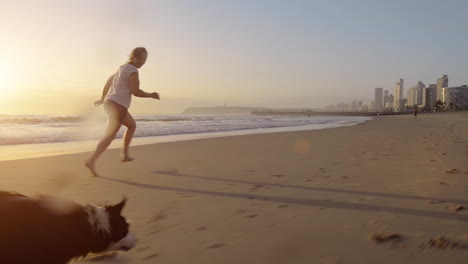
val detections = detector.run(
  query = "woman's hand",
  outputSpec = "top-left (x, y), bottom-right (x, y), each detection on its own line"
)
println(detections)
top-left (151, 92), bottom-right (160, 100)
top-left (94, 99), bottom-right (104, 106)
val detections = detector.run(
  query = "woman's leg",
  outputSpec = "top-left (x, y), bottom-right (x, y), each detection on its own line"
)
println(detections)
top-left (85, 101), bottom-right (127, 176)
top-left (121, 113), bottom-right (136, 162)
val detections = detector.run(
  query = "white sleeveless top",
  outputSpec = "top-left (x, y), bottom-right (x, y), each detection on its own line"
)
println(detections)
top-left (105, 63), bottom-right (138, 109)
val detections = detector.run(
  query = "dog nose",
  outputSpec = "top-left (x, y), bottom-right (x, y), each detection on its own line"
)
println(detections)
top-left (121, 232), bottom-right (138, 250)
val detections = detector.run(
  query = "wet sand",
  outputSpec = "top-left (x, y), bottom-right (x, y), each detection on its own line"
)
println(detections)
top-left (1, 113), bottom-right (468, 263)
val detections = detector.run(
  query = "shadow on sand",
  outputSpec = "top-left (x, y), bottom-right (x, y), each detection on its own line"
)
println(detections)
top-left (98, 170), bottom-right (468, 222)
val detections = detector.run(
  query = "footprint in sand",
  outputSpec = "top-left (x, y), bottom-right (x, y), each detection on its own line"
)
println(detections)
top-left (245, 214), bottom-right (257, 218)
top-left (196, 226), bottom-right (208, 231)
top-left (179, 193), bottom-right (197, 199)
top-left (143, 253), bottom-right (160, 260)
top-left (454, 205), bottom-right (464, 212)
top-left (427, 237), bottom-right (468, 249)
top-left (249, 184), bottom-right (265, 191)
top-left (440, 182), bottom-right (448, 186)
top-left (369, 233), bottom-right (403, 243)
top-left (207, 243), bottom-right (226, 249)
top-left (146, 212), bottom-right (166, 223)
top-left (433, 203), bottom-right (465, 212)
top-left (427, 200), bottom-right (446, 204)
top-left (272, 174), bottom-right (285, 178)
top-left (446, 169), bottom-right (460, 174)
top-left (233, 209), bottom-right (248, 214)
top-left (278, 204), bottom-right (290, 208)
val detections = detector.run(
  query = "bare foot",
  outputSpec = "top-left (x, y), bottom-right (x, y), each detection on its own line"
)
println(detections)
top-left (84, 160), bottom-right (99, 177)
top-left (121, 156), bottom-right (135, 162)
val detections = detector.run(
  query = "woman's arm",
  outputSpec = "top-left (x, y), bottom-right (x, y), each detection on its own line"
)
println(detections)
top-left (94, 74), bottom-right (115, 106)
top-left (129, 72), bottom-right (160, 99)
top-left (101, 74), bottom-right (114, 100)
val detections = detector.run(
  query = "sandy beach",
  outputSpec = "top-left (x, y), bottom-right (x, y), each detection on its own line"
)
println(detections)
top-left (2, 113), bottom-right (468, 264)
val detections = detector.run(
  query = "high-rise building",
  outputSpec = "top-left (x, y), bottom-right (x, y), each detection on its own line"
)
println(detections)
top-left (407, 81), bottom-right (425, 106)
top-left (374, 88), bottom-right (383, 110)
top-left (437, 74), bottom-right (448, 102)
top-left (442, 85), bottom-right (468, 109)
top-left (414, 81), bottom-right (425, 105)
top-left (393, 78), bottom-right (404, 110)
top-left (423, 84), bottom-right (437, 108)
top-left (383, 90), bottom-right (392, 109)
top-left (407, 87), bottom-right (415, 107)
top-left (386, 94), bottom-right (394, 109)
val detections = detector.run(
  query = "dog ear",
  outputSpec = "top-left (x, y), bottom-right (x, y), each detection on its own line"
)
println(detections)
top-left (107, 196), bottom-right (127, 215)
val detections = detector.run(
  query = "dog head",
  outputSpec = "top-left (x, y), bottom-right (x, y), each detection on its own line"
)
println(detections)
top-left (87, 197), bottom-right (137, 252)
top-left (106, 198), bottom-right (137, 251)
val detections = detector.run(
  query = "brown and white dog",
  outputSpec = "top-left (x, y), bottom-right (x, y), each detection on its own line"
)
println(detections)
top-left (0, 191), bottom-right (137, 264)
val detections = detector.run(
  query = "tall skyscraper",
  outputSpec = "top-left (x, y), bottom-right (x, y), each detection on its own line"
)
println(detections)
top-left (393, 78), bottom-right (404, 110)
top-left (384, 90), bottom-right (392, 109)
top-left (408, 81), bottom-right (425, 106)
top-left (387, 94), bottom-right (394, 108)
top-left (374, 88), bottom-right (383, 110)
top-left (423, 84), bottom-right (437, 108)
top-left (437, 74), bottom-right (448, 102)
top-left (415, 81), bottom-right (425, 105)
top-left (407, 87), bottom-right (415, 106)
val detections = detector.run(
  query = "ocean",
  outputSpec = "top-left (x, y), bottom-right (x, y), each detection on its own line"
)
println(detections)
top-left (0, 113), bottom-right (372, 160)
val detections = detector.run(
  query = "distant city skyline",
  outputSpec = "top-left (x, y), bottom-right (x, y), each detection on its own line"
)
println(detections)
top-left (325, 72), bottom-right (468, 112)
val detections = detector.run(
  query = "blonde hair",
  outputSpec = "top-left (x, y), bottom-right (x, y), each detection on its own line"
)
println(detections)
top-left (128, 47), bottom-right (148, 62)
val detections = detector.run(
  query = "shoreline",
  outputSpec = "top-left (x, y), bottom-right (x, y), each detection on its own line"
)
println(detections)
top-left (0, 118), bottom-right (370, 161)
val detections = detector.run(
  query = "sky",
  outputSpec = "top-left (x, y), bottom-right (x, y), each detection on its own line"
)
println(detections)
top-left (1, 0), bottom-right (468, 114)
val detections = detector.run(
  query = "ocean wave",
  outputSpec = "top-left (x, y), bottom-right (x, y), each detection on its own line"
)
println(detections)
top-left (0, 116), bottom-right (83, 124)
top-left (135, 117), bottom-right (191, 122)
top-left (0, 136), bottom-right (73, 145)
top-left (0, 115), bottom-right (371, 146)
top-left (134, 115), bottom-right (217, 122)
